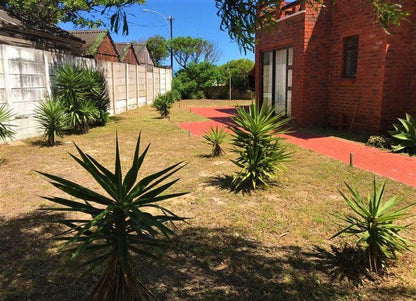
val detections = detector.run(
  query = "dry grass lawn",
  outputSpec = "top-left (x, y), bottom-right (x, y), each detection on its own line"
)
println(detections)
top-left (0, 99), bottom-right (415, 300)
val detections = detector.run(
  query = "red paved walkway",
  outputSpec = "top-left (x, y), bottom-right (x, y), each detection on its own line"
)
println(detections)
top-left (177, 107), bottom-right (416, 187)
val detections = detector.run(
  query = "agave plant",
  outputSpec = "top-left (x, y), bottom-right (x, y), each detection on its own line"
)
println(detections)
top-left (38, 133), bottom-right (187, 300)
top-left (34, 97), bottom-right (69, 146)
top-left (203, 125), bottom-right (227, 156)
top-left (152, 94), bottom-right (173, 118)
top-left (389, 113), bottom-right (416, 154)
top-left (331, 179), bottom-right (415, 272)
top-left (230, 103), bottom-right (291, 190)
top-left (0, 104), bottom-right (15, 142)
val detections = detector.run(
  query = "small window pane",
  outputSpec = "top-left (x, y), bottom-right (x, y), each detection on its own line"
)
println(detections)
top-left (343, 36), bottom-right (359, 78)
top-left (288, 47), bottom-right (293, 66)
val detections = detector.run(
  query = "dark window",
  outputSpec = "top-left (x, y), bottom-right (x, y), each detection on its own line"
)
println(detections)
top-left (343, 36), bottom-right (359, 78)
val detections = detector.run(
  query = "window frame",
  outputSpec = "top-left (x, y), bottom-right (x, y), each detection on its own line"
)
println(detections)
top-left (343, 35), bottom-right (359, 79)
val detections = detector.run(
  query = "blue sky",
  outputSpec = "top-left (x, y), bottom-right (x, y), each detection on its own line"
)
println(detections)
top-left (59, 0), bottom-right (254, 67)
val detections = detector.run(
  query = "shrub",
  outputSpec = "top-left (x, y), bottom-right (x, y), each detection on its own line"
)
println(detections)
top-left (331, 179), bottom-right (415, 272)
top-left (52, 64), bottom-right (109, 133)
top-left (230, 103), bottom-right (291, 190)
top-left (167, 89), bottom-right (181, 102)
top-left (389, 113), bottom-right (416, 154)
top-left (82, 68), bottom-right (110, 126)
top-left (152, 93), bottom-right (173, 118)
top-left (366, 135), bottom-right (390, 149)
top-left (203, 125), bottom-right (227, 156)
top-left (0, 104), bottom-right (15, 142)
top-left (38, 133), bottom-right (187, 299)
top-left (34, 98), bottom-right (69, 146)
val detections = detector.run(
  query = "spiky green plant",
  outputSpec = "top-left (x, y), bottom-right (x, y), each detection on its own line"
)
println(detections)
top-left (52, 64), bottom-right (107, 133)
top-left (82, 67), bottom-right (110, 126)
top-left (0, 104), bottom-right (15, 142)
top-left (203, 125), bottom-right (227, 156)
top-left (152, 93), bottom-right (173, 118)
top-left (389, 113), bottom-right (416, 154)
top-left (34, 97), bottom-right (69, 146)
top-left (38, 133), bottom-right (187, 300)
top-left (230, 103), bottom-right (291, 190)
top-left (331, 179), bottom-right (415, 272)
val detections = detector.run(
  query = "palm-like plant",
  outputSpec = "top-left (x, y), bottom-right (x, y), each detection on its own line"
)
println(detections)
top-left (230, 103), bottom-right (291, 190)
top-left (34, 98), bottom-right (69, 146)
top-left (0, 104), bottom-right (15, 142)
top-left (152, 94), bottom-right (173, 118)
top-left (67, 100), bottom-right (99, 134)
top-left (389, 113), bottom-right (416, 154)
top-left (82, 68), bottom-right (110, 126)
top-left (38, 133), bottom-right (187, 300)
top-left (203, 125), bottom-right (227, 156)
top-left (331, 179), bottom-right (415, 272)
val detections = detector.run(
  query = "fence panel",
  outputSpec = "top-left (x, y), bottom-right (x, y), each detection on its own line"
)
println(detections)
top-left (0, 44), bottom-right (171, 141)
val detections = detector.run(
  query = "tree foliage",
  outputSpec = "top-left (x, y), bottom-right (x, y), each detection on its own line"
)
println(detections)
top-left (146, 35), bottom-right (168, 67)
top-left (220, 58), bottom-right (254, 90)
top-left (168, 36), bottom-right (221, 70)
top-left (172, 62), bottom-right (222, 99)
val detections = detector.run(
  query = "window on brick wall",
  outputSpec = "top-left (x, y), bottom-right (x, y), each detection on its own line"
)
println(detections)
top-left (343, 36), bottom-right (359, 78)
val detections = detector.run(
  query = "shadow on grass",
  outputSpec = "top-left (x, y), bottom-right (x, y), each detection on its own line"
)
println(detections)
top-left (0, 211), bottom-right (91, 301)
top-left (109, 116), bottom-right (125, 123)
top-left (144, 227), bottom-right (359, 300)
top-left (1, 214), bottom-right (412, 300)
top-left (29, 140), bottom-right (64, 148)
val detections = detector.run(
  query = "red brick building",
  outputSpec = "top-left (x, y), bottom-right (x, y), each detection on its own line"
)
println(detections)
top-left (115, 43), bottom-right (139, 65)
top-left (69, 30), bottom-right (119, 62)
top-left (255, 0), bottom-right (416, 133)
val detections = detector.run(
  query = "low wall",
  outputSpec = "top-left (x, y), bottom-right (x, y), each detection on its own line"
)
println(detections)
top-left (0, 44), bottom-right (172, 140)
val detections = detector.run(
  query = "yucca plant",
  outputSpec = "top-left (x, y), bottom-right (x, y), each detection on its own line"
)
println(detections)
top-left (67, 99), bottom-right (99, 134)
top-left (52, 64), bottom-right (106, 133)
top-left (34, 97), bottom-right (69, 146)
top-left (389, 113), bottom-right (416, 154)
top-left (203, 125), bottom-right (227, 156)
top-left (38, 133), bottom-right (187, 300)
top-left (0, 104), bottom-right (15, 142)
top-left (152, 94), bottom-right (173, 118)
top-left (0, 104), bottom-right (15, 164)
top-left (331, 179), bottom-right (415, 272)
top-left (230, 103), bottom-right (291, 190)
top-left (82, 68), bottom-right (111, 126)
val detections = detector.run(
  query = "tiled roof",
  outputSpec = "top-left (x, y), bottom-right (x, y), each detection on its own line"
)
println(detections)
top-left (132, 43), bottom-right (154, 65)
top-left (114, 42), bottom-right (131, 61)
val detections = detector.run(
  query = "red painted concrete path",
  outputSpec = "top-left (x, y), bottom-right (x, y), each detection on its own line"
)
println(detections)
top-left (177, 107), bottom-right (416, 187)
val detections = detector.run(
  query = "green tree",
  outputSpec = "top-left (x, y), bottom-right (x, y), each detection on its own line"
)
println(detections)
top-left (172, 62), bottom-right (222, 99)
top-left (146, 35), bottom-right (168, 67)
top-left (168, 36), bottom-right (220, 69)
top-left (220, 58), bottom-right (254, 91)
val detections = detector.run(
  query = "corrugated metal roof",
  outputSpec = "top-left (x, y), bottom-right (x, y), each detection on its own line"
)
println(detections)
top-left (68, 29), bottom-right (110, 56)
top-left (0, 7), bottom-right (83, 42)
top-left (132, 43), bottom-right (154, 65)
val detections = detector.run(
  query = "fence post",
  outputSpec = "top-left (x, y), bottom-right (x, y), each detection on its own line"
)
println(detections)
top-left (125, 63), bottom-right (129, 112)
top-left (1, 45), bottom-right (12, 108)
top-left (152, 66), bottom-right (155, 102)
top-left (43, 51), bottom-right (51, 97)
top-left (135, 64), bottom-right (139, 108)
top-left (111, 62), bottom-right (116, 115)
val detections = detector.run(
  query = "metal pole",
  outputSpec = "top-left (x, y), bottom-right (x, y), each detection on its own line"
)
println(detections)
top-left (169, 16), bottom-right (173, 69)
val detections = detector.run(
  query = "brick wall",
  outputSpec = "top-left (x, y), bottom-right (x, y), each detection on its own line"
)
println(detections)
top-left (380, 0), bottom-right (416, 131)
top-left (327, 0), bottom-right (387, 133)
top-left (255, 0), bottom-right (415, 133)
top-left (94, 34), bottom-right (119, 62)
top-left (301, 2), bottom-right (331, 127)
